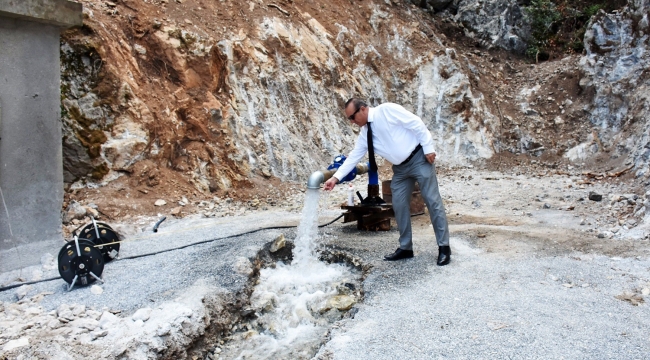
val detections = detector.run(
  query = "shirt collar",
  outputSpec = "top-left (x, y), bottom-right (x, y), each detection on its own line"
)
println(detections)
top-left (367, 106), bottom-right (375, 124)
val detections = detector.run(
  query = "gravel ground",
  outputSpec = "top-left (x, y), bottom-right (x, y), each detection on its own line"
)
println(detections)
top-left (1, 168), bottom-right (649, 359)
top-left (0, 211), bottom-right (305, 312)
top-left (317, 234), bottom-right (650, 359)
top-left (314, 168), bottom-right (650, 359)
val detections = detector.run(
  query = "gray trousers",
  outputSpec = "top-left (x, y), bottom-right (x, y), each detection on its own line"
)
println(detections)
top-left (390, 148), bottom-right (450, 251)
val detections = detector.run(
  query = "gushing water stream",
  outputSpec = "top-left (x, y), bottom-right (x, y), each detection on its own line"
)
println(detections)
top-left (219, 189), bottom-right (359, 359)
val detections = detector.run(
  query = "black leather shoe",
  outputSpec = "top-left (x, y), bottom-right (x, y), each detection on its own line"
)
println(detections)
top-left (437, 246), bottom-right (451, 266)
top-left (384, 248), bottom-right (414, 261)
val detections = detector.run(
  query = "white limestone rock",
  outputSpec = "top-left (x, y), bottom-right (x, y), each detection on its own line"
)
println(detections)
top-left (132, 307), bottom-right (153, 322)
top-left (2, 337), bottom-right (29, 351)
top-left (15, 285), bottom-right (32, 300)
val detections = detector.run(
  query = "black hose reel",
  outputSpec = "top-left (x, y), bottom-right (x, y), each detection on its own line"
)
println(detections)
top-left (58, 219), bottom-right (120, 291)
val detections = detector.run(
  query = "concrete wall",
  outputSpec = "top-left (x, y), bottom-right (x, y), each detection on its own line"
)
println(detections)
top-left (0, 0), bottom-right (82, 272)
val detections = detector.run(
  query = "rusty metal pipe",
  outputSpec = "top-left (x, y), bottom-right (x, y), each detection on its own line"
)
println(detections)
top-left (306, 163), bottom-right (369, 190)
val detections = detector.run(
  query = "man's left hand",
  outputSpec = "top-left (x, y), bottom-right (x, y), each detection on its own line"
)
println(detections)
top-left (425, 152), bottom-right (436, 164)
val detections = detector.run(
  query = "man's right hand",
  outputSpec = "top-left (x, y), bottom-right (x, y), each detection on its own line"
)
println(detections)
top-left (323, 177), bottom-right (339, 191)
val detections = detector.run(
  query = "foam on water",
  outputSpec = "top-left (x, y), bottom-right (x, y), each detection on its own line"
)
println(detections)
top-left (222, 189), bottom-right (357, 359)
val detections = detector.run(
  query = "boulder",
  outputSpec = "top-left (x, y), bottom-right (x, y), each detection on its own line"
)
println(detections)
top-left (325, 295), bottom-right (356, 311)
top-left (154, 199), bottom-right (167, 206)
top-left (233, 257), bottom-right (253, 276)
top-left (132, 307), bottom-right (153, 322)
top-left (269, 234), bottom-right (286, 253)
top-left (454, 0), bottom-right (529, 53)
top-left (64, 201), bottom-right (87, 223)
top-left (2, 337), bottom-right (29, 352)
top-left (588, 192), bottom-right (603, 201)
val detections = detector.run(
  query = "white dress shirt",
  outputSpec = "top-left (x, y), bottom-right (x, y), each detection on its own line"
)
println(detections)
top-left (332, 102), bottom-right (435, 181)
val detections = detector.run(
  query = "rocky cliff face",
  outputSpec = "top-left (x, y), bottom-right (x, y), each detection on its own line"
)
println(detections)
top-left (413, 0), bottom-right (530, 53)
top-left (60, 0), bottom-right (501, 193)
top-left (58, 0), bottom-right (650, 220)
top-left (577, 0), bottom-right (650, 178)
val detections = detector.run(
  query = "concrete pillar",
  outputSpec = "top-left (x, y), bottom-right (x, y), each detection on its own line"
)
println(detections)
top-left (0, 0), bottom-right (82, 272)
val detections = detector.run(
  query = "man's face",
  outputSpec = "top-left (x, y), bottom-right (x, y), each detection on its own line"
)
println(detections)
top-left (345, 103), bottom-right (368, 127)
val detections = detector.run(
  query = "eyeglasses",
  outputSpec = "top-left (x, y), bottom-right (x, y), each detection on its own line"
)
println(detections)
top-left (348, 107), bottom-right (361, 121)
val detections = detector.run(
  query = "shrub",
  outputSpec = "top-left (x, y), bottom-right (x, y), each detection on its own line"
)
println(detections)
top-left (524, 0), bottom-right (562, 60)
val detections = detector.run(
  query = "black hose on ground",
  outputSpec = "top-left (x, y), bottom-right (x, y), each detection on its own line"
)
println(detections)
top-left (152, 216), bottom-right (167, 233)
top-left (0, 214), bottom-right (345, 293)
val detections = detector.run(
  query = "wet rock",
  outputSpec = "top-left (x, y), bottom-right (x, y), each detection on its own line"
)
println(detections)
top-left (321, 308), bottom-right (343, 322)
top-left (251, 292), bottom-right (276, 312)
top-left (325, 295), bottom-right (356, 311)
top-left (233, 257), bottom-right (253, 276)
top-left (588, 192), bottom-right (603, 201)
top-left (336, 282), bottom-right (356, 295)
top-left (269, 234), bottom-right (286, 253)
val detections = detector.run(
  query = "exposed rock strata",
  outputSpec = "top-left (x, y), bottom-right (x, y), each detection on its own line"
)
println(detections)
top-left (576, 0), bottom-right (650, 177)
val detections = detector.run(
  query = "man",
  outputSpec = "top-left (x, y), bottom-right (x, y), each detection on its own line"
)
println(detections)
top-left (323, 98), bottom-right (451, 266)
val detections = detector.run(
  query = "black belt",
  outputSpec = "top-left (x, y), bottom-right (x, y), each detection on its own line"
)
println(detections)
top-left (398, 144), bottom-right (422, 166)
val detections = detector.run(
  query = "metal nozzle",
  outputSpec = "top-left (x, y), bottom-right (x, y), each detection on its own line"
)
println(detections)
top-left (306, 169), bottom-right (336, 190)
top-left (306, 163), bottom-right (370, 190)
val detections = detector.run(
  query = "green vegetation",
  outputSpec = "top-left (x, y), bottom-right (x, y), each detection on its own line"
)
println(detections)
top-left (525, 0), bottom-right (562, 60)
top-left (523, 0), bottom-right (626, 61)
top-left (584, 4), bottom-right (603, 17)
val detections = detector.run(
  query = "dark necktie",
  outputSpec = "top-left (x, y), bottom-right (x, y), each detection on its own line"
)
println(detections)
top-left (367, 122), bottom-right (378, 172)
